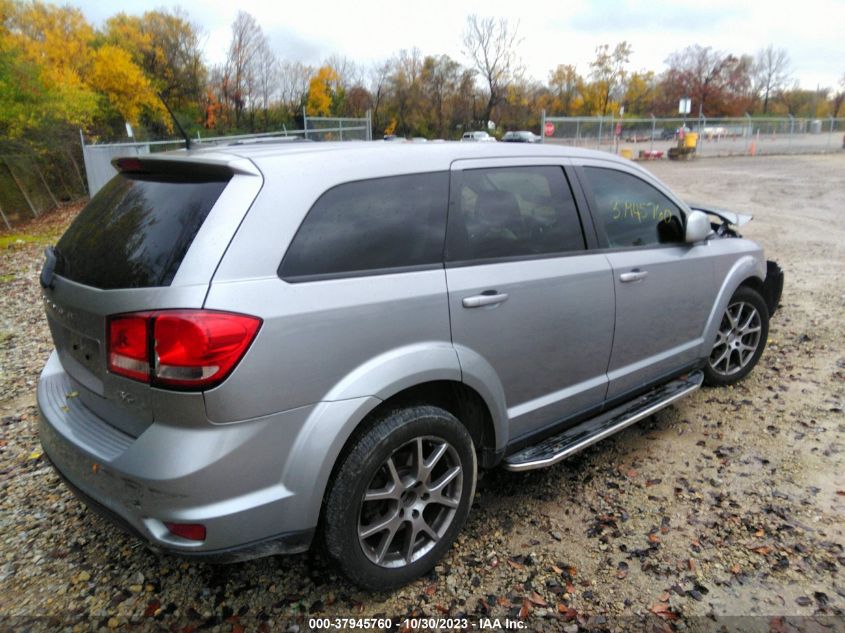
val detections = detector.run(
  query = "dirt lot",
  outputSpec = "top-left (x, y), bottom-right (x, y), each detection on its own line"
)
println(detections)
top-left (0, 154), bottom-right (843, 632)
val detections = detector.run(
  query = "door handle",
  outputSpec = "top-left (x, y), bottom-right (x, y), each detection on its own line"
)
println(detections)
top-left (619, 269), bottom-right (648, 283)
top-left (462, 292), bottom-right (509, 308)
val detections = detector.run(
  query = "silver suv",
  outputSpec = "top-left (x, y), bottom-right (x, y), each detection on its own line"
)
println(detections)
top-left (37, 142), bottom-right (783, 590)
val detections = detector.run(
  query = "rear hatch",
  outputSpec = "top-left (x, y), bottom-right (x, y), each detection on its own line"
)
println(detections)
top-left (41, 156), bottom-right (262, 436)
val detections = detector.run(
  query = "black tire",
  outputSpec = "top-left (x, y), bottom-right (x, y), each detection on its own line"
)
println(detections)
top-left (323, 405), bottom-right (476, 591)
top-left (703, 286), bottom-right (769, 387)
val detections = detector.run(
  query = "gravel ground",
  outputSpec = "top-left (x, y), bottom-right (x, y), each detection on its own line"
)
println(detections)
top-left (0, 155), bottom-right (843, 632)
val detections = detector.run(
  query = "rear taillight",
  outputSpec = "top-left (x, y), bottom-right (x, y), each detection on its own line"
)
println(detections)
top-left (108, 314), bottom-right (152, 382)
top-left (107, 310), bottom-right (261, 390)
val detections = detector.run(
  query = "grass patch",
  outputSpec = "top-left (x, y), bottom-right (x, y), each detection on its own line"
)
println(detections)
top-left (0, 273), bottom-right (15, 283)
top-left (0, 230), bottom-right (61, 249)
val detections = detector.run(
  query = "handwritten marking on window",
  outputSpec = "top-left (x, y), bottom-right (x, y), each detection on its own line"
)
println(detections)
top-left (611, 200), bottom-right (674, 223)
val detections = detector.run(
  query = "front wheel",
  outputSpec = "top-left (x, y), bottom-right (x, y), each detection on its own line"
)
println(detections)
top-left (704, 286), bottom-right (769, 387)
top-left (323, 405), bottom-right (476, 591)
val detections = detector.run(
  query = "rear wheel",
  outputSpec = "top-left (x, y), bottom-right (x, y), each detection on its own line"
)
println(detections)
top-left (704, 286), bottom-right (769, 386)
top-left (323, 405), bottom-right (476, 591)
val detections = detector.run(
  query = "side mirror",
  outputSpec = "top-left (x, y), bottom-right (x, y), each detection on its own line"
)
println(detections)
top-left (685, 210), bottom-right (712, 243)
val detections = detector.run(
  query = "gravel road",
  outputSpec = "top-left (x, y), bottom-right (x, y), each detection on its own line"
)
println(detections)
top-left (1, 154), bottom-right (843, 632)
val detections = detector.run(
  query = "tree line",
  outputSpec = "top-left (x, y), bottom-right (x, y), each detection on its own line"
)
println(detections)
top-left (2, 1), bottom-right (844, 149)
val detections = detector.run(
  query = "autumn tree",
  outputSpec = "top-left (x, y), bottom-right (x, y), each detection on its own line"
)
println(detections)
top-left (462, 15), bottom-right (522, 126)
top-left (660, 45), bottom-right (753, 116)
top-left (623, 71), bottom-right (658, 115)
top-left (2, 1), bottom-right (165, 141)
top-left (390, 49), bottom-right (427, 135)
top-left (104, 9), bottom-right (206, 109)
top-left (89, 44), bottom-right (165, 126)
top-left (421, 55), bottom-right (461, 137)
top-left (307, 66), bottom-right (341, 116)
top-left (587, 42), bottom-right (631, 116)
top-left (753, 45), bottom-right (790, 114)
top-left (831, 73), bottom-right (845, 118)
top-left (547, 64), bottom-right (582, 116)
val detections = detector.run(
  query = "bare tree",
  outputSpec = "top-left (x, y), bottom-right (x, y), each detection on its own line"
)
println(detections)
top-left (254, 40), bottom-right (278, 129)
top-left (223, 11), bottom-right (264, 127)
top-left (367, 60), bottom-right (392, 133)
top-left (278, 61), bottom-right (313, 117)
top-left (462, 15), bottom-right (522, 126)
top-left (753, 45), bottom-right (791, 114)
top-left (324, 54), bottom-right (362, 89)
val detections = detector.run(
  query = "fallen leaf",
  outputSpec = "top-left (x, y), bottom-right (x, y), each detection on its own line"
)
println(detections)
top-left (143, 600), bottom-right (160, 617)
top-left (424, 584), bottom-right (436, 596)
top-left (65, 391), bottom-right (79, 398)
top-left (529, 592), bottom-right (547, 607)
top-left (507, 558), bottom-right (525, 571)
top-left (519, 599), bottom-right (531, 619)
top-left (751, 546), bottom-right (772, 556)
top-left (650, 603), bottom-right (678, 621)
top-left (648, 534), bottom-right (661, 544)
top-left (557, 605), bottom-right (578, 620)
top-left (730, 564), bottom-right (741, 574)
top-left (28, 450), bottom-right (42, 461)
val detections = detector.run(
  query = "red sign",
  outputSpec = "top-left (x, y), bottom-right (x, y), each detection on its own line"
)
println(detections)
top-left (544, 121), bottom-right (555, 137)
top-left (615, 122), bottom-right (622, 136)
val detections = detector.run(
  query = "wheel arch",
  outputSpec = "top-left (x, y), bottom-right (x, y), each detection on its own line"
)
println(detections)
top-left (281, 344), bottom-right (505, 530)
top-left (699, 254), bottom-right (766, 358)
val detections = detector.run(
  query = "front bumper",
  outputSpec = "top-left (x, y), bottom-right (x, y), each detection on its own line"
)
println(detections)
top-left (763, 260), bottom-right (784, 315)
top-left (37, 350), bottom-right (323, 560)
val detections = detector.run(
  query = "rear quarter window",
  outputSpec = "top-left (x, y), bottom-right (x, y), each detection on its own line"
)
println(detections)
top-left (56, 174), bottom-right (229, 289)
top-left (279, 172), bottom-right (449, 281)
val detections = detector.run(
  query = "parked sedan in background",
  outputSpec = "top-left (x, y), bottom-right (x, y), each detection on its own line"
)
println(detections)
top-left (460, 131), bottom-right (496, 142)
top-left (502, 130), bottom-right (540, 143)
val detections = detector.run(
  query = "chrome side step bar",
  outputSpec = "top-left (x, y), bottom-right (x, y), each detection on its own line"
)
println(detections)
top-left (502, 371), bottom-right (704, 472)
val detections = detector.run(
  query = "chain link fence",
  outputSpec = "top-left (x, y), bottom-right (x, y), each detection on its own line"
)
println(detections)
top-left (540, 114), bottom-right (845, 159)
top-left (0, 149), bottom-right (87, 230)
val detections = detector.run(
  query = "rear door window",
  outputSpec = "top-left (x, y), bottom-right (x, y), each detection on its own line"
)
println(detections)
top-left (446, 165), bottom-right (585, 262)
top-left (56, 174), bottom-right (229, 289)
top-left (279, 172), bottom-right (449, 280)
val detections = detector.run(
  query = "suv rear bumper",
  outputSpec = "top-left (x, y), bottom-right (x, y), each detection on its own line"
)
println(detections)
top-left (37, 350), bottom-right (326, 559)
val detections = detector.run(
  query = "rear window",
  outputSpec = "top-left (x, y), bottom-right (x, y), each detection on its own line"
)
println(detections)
top-left (56, 174), bottom-right (229, 289)
top-left (279, 172), bottom-right (448, 281)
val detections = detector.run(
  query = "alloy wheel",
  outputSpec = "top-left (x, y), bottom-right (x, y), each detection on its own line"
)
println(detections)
top-left (709, 300), bottom-right (763, 377)
top-left (357, 436), bottom-right (463, 568)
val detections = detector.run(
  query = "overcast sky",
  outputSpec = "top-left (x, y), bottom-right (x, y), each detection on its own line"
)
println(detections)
top-left (72, 0), bottom-right (844, 91)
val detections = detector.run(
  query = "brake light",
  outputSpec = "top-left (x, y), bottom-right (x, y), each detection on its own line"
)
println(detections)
top-left (107, 310), bottom-right (261, 389)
